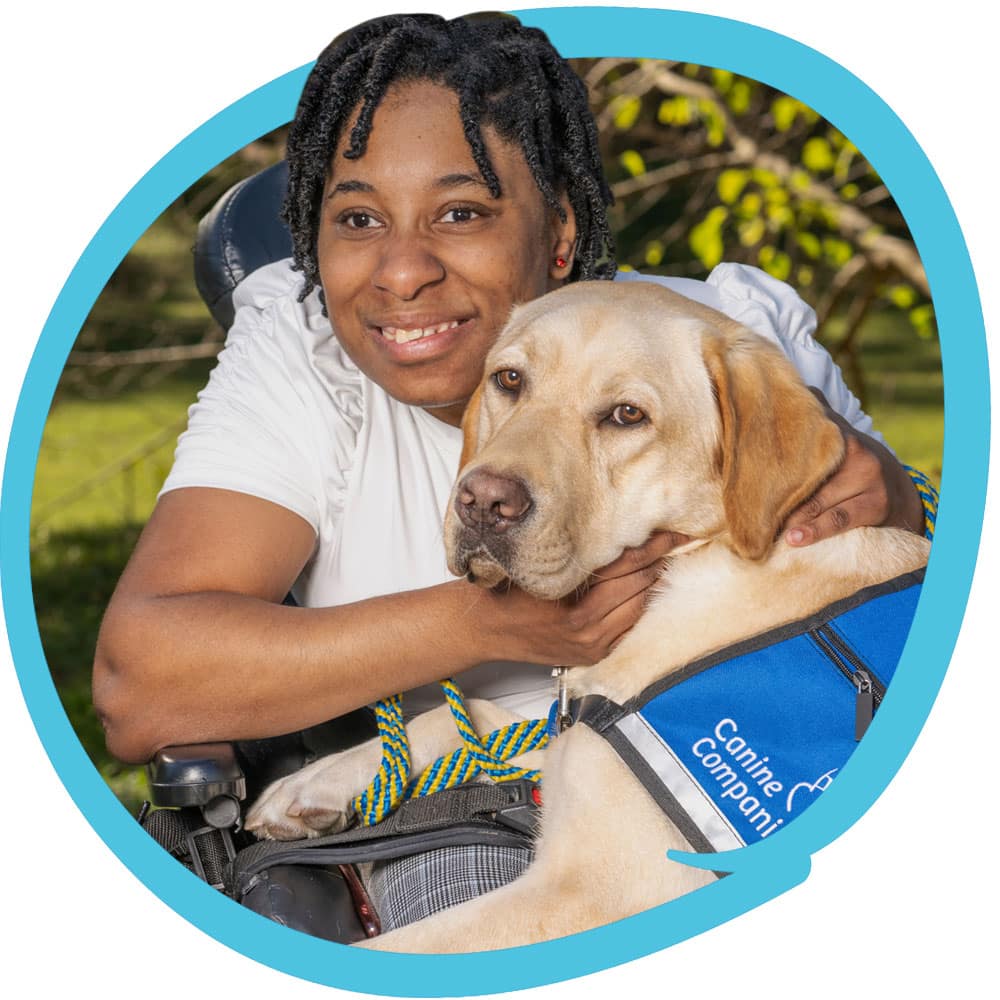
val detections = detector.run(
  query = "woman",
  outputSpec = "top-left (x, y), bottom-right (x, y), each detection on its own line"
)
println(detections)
top-left (92, 12), bottom-right (927, 929)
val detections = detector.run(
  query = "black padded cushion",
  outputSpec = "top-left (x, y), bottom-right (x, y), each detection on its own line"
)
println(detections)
top-left (194, 160), bottom-right (293, 329)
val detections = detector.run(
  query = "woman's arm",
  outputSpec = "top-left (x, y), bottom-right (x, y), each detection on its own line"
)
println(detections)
top-left (93, 487), bottom-right (678, 763)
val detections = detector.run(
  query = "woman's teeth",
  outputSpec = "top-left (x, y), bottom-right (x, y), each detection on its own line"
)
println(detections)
top-left (380, 320), bottom-right (460, 343)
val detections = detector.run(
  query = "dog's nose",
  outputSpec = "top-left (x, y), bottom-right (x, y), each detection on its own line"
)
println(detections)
top-left (455, 469), bottom-right (533, 532)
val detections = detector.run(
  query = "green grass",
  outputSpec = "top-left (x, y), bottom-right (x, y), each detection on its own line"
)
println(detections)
top-left (824, 312), bottom-right (943, 480)
top-left (32, 372), bottom-right (212, 537)
top-left (30, 374), bottom-right (216, 815)
top-left (31, 522), bottom-right (149, 813)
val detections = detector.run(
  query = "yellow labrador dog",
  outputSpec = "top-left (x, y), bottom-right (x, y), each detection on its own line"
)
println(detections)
top-left (246, 281), bottom-right (929, 952)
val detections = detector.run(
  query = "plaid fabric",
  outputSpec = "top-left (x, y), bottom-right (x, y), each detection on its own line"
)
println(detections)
top-left (368, 844), bottom-right (534, 932)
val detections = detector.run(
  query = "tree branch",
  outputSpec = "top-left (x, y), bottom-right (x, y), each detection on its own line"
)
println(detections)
top-left (66, 341), bottom-right (224, 369)
top-left (601, 62), bottom-right (928, 297)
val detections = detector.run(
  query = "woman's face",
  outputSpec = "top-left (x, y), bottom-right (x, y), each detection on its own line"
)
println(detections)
top-left (317, 79), bottom-right (577, 426)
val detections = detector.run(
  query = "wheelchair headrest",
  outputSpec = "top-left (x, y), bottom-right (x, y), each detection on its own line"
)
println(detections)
top-left (194, 160), bottom-right (293, 329)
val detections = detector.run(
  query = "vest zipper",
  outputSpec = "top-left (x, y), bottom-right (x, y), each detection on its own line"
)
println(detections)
top-left (809, 625), bottom-right (887, 740)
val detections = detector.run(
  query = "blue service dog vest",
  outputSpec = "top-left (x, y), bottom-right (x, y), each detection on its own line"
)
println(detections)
top-left (569, 569), bottom-right (924, 856)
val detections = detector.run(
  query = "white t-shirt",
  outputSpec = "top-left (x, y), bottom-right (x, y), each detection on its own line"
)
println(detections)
top-left (160, 259), bottom-right (881, 719)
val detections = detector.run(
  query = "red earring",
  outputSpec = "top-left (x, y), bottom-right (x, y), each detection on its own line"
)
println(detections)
top-left (555, 256), bottom-right (568, 269)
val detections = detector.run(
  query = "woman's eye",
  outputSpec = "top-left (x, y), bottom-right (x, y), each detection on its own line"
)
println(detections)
top-left (608, 404), bottom-right (647, 426)
top-left (339, 211), bottom-right (382, 230)
top-left (441, 206), bottom-right (481, 224)
top-left (493, 369), bottom-right (523, 393)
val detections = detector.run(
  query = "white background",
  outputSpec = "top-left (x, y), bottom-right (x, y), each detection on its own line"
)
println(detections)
top-left (2, 2), bottom-right (995, 996)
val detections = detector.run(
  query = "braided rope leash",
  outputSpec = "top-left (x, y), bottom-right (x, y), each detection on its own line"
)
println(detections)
top-left (350, 694), bottom-right (411, 828)
top-left (351, 678), bottom-right (550, 827)
top-left (903, 464), bottom-right (939, 539)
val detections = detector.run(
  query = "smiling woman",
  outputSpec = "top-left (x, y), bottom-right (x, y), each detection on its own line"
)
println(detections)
top-left (316, 79), bottom-right (577, 425)
top-left (87, 10), bottom-right (930, 944)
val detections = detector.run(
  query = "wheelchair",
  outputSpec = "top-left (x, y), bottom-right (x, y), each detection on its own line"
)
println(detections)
top-left (140, 161), bottom-right (538, 943)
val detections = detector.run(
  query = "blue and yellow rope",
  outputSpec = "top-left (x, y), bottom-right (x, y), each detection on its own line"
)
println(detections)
top-left (903, 465), bottom-right (939, 540)
top-left (351, 678), bottom-right (550, 827)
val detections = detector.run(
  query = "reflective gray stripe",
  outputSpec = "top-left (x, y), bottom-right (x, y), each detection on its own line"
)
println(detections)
top-left (613, 713), bottom-right (745, 853)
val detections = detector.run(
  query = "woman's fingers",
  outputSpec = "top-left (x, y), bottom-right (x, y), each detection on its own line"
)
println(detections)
top-left (784, 388), bottom-right (923, 546)
top-left (783, 434), bottom-right (884, 545)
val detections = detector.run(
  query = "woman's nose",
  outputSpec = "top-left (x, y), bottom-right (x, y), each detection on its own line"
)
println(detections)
top-left (372, 232), bottom-right (446, 299)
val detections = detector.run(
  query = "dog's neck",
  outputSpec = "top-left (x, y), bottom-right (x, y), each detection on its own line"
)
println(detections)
top-left (568, 526), bottom-right (929, 708)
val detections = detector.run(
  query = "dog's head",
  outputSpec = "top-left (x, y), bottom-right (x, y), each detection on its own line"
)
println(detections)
top-left (445, 281), bottom-right (845, 598)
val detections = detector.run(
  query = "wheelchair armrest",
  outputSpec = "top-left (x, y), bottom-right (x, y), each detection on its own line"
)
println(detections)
top-left (148, 743), bottom-right (246, 828)
top-left (194, 159), bottom-right (292, 330)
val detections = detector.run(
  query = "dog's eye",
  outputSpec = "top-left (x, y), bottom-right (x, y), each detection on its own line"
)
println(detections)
top-left (494, 369), bottom-right (523, 394)
top-left (608, 404), bottom-right (647, 426)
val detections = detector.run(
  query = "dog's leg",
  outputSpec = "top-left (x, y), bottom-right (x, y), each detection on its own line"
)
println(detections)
top-left (246, 699), bottom-right (526, 840)
top-left (359, 724), bottom-right (715, 952)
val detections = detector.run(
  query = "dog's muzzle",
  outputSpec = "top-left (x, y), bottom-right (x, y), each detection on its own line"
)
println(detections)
top-left (450, 468), bottom-right (534, 585)
top-left (454, 468), bottom-right (533, 533)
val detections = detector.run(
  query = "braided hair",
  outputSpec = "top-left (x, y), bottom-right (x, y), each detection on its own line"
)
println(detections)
top-left (283, 12), bottom-right (616, 303)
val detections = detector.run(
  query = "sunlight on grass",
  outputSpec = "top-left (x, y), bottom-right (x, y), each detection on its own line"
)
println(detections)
top-left (32, 374), bottom-right (210, 536)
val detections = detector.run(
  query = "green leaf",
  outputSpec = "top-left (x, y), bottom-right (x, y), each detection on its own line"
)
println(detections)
top-left (909, 304), bottom-right (936, 339)
top-left (712, 68), bottom-right (734, 94)
top-left (717, 169), bottom-right (749, 204)
top-left (772, 96), bottom-right (799, 131)
top-left (758, 245), bottom-right (792, 280)
top-left (840, 183), bottom-right (860, 200)
top-left (888, 284), bottom-right (918, 309)
top-left (796, 232), bottom-right (822, 259)
top-left (698, 99), bottom-right (727, 146)
top-left (737, 191), bottom-right (763, 218)
top-left (790, 169), bottom-right (812, 192)
top-left (613, 95), bottom-right (642, 131)
top-left (690, 207), bottom-right (729, 269)
top-left (752, 167), bottom-right (780, 188)
top-left (822, 237), bottom-right (854, 267)
top-left (766, 204), bottom-right (795, 230)
top-left (657, 96), bottom-right (692, 126)
top-left (738, 217), bottom-right (766, 246)
top-left (802, 137), bottom-right (835, 172)
top-left (727, 80), bottom-right (752, 114)
top-left (619, 150), bottom-right (646, 177)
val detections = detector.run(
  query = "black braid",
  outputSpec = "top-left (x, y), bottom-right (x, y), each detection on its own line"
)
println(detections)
top-left (282, 12), bottom-right (616, 303)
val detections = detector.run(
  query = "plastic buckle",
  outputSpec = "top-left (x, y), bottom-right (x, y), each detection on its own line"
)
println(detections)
top-left (490, 778), bottom-right (542, 837)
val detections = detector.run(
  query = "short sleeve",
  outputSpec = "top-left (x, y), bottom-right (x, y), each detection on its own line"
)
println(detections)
top-left (706, 263), bottom-right (886, 448)
top-left (160, 265), bottom-right (364, 530)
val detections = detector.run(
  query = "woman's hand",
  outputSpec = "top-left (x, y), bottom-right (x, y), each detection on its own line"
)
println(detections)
top-left (475, 530), bottom-right (687, 667)
top-left (782, 389), bottom-right (925, 547)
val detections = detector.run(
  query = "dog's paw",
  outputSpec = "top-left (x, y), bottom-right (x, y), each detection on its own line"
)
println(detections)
top-left (244, 757), bottom-right (357, 841)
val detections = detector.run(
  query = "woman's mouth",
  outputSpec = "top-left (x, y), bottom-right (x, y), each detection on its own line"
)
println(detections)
top-left (379, 319), bottom-right (461, 343)
top-left (370, 317), bottom-right (474, 361)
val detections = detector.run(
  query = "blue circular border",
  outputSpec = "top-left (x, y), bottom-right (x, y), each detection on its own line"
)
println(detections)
top-left (1, 6), bottom-right (988, 995)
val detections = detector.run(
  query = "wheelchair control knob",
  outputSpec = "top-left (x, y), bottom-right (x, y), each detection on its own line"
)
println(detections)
top-left (202, 794), bottom-right (241, 830)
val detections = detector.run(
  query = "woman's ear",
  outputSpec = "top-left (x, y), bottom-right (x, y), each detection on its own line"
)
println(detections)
top-left (548, 192), bottom-right (578, 283)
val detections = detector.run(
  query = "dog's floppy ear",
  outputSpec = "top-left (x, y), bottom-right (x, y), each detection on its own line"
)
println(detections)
top-left (703, 329), bottom-right (845, 560)
top-left (458, 379), bottom-right (486, 471)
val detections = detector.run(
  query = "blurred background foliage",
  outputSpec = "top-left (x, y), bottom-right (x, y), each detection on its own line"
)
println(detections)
top-left (30, 60), bottom-right (942, 813)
